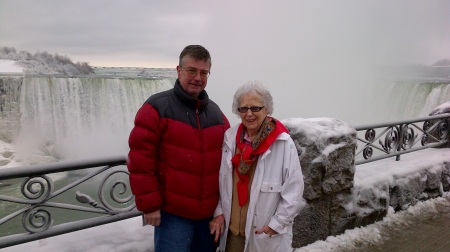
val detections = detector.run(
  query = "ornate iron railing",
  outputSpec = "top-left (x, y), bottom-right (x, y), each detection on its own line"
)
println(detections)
top-left (354, 113), bottom-right (450, 165)
top-left (0, 156), bottom-right (140, 249)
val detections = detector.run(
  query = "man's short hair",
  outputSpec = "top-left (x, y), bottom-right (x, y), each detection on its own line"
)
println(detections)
top-left (179, 45), bottom-right (211, 66)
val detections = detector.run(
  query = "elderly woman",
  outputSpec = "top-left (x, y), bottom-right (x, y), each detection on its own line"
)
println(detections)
top-left (210, 82), bottom-right (304, 252)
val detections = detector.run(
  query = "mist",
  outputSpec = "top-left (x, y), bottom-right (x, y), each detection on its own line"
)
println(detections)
top-left (198, 1), bottom-right (450, 126)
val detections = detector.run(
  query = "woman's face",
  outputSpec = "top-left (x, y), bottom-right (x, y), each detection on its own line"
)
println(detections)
top-left (238, 93), bottom-right (268, 139)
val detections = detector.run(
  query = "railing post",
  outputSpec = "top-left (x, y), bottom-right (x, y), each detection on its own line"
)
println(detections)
top-left (396, 123), bottom-right (403, 161)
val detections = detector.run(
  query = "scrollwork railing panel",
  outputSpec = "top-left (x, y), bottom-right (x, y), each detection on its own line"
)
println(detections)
top-left (355, 113), bottom-right (449, 165)
top-left (0, 156), bottom-right (141, 249)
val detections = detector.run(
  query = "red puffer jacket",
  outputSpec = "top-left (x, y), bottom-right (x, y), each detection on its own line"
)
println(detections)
top-left (128, 80), bottom-right (229, 220)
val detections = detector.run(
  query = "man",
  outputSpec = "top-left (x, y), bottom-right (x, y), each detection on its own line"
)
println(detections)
top-left (128, 45), bottom-right (230, 251)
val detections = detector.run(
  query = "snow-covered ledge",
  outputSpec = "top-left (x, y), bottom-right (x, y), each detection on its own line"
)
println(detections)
top-left (282, 114), bottom-right (450, 248)
top-left (283, 118), bottom-right (357, 247)
top-left (429, 101), bottom-right (450, 115)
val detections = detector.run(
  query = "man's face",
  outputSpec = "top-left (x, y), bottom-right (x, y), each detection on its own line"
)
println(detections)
top-left (176, 56), bottom-right (211, 98)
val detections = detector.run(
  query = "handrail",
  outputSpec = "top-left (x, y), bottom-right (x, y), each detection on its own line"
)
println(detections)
top-left (0, 156), bottom-right (137, 249)
top-left (354, 113), bottom-right (450, 131)
top-left (0, 156), bottom-right (127, 179)
top-left (354, 113), bottom-right (449, 165)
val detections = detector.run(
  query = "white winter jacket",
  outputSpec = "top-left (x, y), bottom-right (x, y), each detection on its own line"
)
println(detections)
top-left (214, 124), bottom-right (305, 252)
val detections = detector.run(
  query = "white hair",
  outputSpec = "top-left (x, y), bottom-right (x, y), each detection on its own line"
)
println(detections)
top-left (231, 81), bottom-right (274, 117)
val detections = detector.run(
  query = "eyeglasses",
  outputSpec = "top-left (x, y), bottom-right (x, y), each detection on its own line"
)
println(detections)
top-left (183, 67), bottom-right (210, 79)
top-left (237, 106), bottom-right (265, 113)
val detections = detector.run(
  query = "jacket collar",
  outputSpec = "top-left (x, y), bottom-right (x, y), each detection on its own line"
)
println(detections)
top-left (174, 79), bottom-right (209, 110)
top-left (224, 122), bottom-right (290, 151)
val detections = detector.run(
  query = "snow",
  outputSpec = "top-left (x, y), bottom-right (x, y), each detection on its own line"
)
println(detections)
top-left (429, 100), bottom-right (450, 115)
top-left (0, 60), bottom-right (24, 73)
top-left (284, 117), bottom-right (356, 139)
top-left (355, 148), bottom-right (450, 188)
top-left (295, 192), bottom-right (449, 252)
top-left (2, 217), bottom-right (154, 252)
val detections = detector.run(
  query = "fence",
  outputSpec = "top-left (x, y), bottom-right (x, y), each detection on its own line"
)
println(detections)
top-left (0, 156), bottom-right (139, 249)
top-left (354, 113), bottom-right (449, 165)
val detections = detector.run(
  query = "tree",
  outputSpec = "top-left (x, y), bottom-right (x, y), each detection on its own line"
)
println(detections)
top-left (0, 46), bottom-right (94, 75)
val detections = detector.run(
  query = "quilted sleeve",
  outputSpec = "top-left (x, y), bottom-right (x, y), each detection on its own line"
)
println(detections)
top-left (127, 103), bottom-right (163, 214)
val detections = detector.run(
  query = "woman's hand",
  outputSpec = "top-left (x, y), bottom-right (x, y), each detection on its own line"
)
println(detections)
top-left (255, 226), bottom-right (278, 237)
top-left (209, 214), bottom-right (225, 243)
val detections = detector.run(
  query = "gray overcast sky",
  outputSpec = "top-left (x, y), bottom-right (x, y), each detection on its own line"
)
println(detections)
top-left (1, 0), bottom-right (449, 68)
top-left (1, 0), bottom-right (450, 124)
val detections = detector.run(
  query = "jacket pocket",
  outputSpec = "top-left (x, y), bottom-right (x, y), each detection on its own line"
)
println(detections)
top-left (255, 182), bottom-right (282, 226)
top-left (260, 182), bottom-right (282, 193)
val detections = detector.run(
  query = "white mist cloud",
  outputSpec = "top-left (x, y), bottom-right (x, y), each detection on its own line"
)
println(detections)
top-left (199, 0), bottom-right (450, 124)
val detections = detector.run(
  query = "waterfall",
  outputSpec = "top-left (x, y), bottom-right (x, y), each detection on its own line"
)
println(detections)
top-left (378, 79), bottom-right (450, 121)
top-left (1, 71), bottom-right (448, 166)
top-left (0, 76), bottom-right (21, 143)
top-left (4, 76), bottom-right (174, 162)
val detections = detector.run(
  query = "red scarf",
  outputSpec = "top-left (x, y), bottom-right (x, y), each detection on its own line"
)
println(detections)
top-left (231, 117), bottom-right (288, 206)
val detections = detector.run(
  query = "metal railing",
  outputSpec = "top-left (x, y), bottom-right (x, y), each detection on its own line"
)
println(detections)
top-left (0, 156), bottom-right (141, 249)
top-left (354, 113), bottom-right (450, 165)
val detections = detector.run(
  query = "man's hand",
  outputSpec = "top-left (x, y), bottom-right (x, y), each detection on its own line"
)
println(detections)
top-left (209, 214), bottom-right (225, 243)
top-left (255, 226), bottom-right (278, 237)
top-left (143, 210), bottom-right (161, 226)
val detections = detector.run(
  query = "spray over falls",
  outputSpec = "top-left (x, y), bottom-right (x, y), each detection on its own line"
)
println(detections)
top-left (0, 74), bottom-right (175, 163)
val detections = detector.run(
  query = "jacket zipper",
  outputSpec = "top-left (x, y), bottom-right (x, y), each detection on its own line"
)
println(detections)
top-left (195, 101), bottom-right (204, 200)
